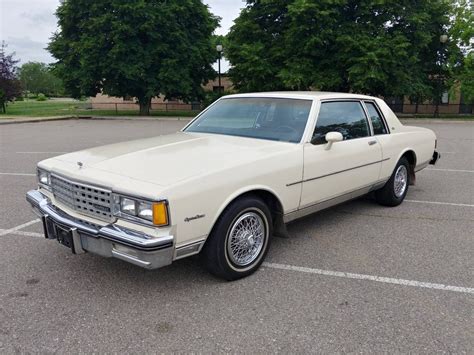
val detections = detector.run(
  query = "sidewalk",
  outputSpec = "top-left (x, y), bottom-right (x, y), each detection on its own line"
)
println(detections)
top-left (0, 115), bottom-right (471, 125)
top-left (0, 115), bottom-right (74, 125)
top-left (0, 115), bottom-right (194, 125)
top-left (399, 118), bottom-right (472, 124)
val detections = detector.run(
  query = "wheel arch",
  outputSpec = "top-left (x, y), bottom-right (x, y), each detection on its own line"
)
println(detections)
top-left (205, 186), bottom-right (287, 244)
top-left (399, 149), bottom-right (417, 185)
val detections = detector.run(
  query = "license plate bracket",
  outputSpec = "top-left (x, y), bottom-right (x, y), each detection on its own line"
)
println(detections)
top-left (55, 224), bottom-right (75, 251)
top-left (41, 215), bottom-right (86, 255)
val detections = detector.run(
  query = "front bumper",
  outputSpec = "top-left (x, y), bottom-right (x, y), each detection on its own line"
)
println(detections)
top-left (26, 190), bottom-right (174, 269)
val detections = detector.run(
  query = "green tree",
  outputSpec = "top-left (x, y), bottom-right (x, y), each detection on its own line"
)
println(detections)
top-left (227, 0), bottom-right (454, 101)
top-left (48, 0), bottom-right (218, 115)
top-left (226, 0), bottom-right (292, 92)
top-left (19, 62), bottom-right (64, 96)
top-left (0, 42), bottom-right (22, 113)
top-left (448, 0), bottom-right (474, 104)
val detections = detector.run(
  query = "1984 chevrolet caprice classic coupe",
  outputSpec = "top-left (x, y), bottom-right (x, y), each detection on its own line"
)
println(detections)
top-left (27, 92), bottom-right (440, 280)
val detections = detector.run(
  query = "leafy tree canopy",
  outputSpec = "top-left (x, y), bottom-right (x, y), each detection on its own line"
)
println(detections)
top-left (0, 42), bottom-right (22, 113)
top-left (448, 0), bottom-right (473, 103)
top-left (19, 62), bottom-right (64, 97)
top-left (227, 0), bottom-right (457, 101)
top-left (49, 0), bottom-right (219, 115)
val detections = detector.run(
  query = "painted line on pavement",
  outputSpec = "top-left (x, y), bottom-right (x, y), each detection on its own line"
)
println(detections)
top-left (263, 262), bottom-right (474, 295)
top-left (426, 168), bottom-right (474, 173)
top-left (0, 229), bottom-right (44, 238)
top-left (405, 199), bottom-right (473, 207)
top-left (0, 219), bottom-right (41, 237)
top-left (16, 151), bottom-right (68, 154)
top-left (5, 222), bottom-right (473, 295)
top-left (0, 172), bottom-right (36, 176)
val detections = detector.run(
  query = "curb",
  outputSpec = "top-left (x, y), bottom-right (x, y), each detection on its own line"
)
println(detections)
top-left (400, 119), bottom-right (473, 124)
top-left (80, 116), bottom-right (194, 122)
top-left (1, 116), bottom-right (470, 125)
top-left (0, 116), bottom-right (76, 125)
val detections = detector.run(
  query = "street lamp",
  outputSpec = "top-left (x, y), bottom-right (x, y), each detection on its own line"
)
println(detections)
top-left (216, 44), bottom-right (223, 94)
top-left (434, 34), bottom-right (448, 118)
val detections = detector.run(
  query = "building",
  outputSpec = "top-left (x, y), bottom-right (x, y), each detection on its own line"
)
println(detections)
top-left (91, 75), bottom-right (233, 111)
top-left (91, 75), bottom-right (471, 114)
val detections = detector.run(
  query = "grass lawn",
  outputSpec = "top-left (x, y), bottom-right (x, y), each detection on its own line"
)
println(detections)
top-left (2, 99), bottom-right (86, 117)
top-left (0, 99), bottom-right (199, 118)
top-left (1, 99), bottom-right (471, 120)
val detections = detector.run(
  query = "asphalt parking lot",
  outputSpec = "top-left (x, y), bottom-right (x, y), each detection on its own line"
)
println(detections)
top-left (0, 119), bottom-right (472, 353)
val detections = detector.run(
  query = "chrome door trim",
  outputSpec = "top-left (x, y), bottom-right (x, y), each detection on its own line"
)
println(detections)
top-left (415, 159), bottom-right (431, 172)
top-left (363, 100), bottom-right (391, 134)
top-left (361, 100), bottom-right (375, 136)
top-left (286, 158), bottom-right (390, 186)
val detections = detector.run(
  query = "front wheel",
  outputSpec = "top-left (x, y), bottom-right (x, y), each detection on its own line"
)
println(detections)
top-left (375, 157), bottom-right (410, 207)
top-left (202, 196), bottom-right (272, 280)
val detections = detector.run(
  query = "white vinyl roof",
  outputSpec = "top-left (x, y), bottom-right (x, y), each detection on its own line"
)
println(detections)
top-left (224, 91), bottom-right (377, 101)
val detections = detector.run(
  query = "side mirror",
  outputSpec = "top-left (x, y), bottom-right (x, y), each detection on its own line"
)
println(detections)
top-left (325, 131), bottom-right (343, 150)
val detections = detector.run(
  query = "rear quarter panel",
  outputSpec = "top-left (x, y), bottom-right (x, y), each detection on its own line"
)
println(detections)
top-left (376, 127), bottom-right (436, 180)
top-left (374, 98), bottom-right (436, 179)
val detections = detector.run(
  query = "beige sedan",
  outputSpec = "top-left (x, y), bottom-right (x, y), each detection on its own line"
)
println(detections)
top-left (27, 92), bottom-right (439, 280)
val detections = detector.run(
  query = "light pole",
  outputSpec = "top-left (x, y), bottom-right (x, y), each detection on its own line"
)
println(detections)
top-left (434, 34), bottom-right (448, 118)
top-left (216, 44), bottom-right (223, 94)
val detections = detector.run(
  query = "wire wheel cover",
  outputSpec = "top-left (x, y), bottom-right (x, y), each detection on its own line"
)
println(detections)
top-left (394, 165), bottom-right (408, 198)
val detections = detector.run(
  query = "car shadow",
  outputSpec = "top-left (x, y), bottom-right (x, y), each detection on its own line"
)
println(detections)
top-left (49, 195), bottom-right (378, 291)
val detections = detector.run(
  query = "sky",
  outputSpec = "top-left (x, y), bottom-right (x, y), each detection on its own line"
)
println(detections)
top-left (0, 0), bottom-right (244, 71)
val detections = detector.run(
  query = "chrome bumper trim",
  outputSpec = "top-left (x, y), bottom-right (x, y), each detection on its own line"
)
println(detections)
top-left (26, 190), bottom-right (174, 269)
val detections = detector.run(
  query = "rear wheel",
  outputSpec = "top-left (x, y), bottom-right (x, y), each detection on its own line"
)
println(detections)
top-left (202, 196), bottom-right (272, 280)
top-left (375, 157), bottom-right (410, 207)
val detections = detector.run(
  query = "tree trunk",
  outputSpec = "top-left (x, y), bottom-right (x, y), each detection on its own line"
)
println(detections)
top-left (139, 97), bottom-right (152, 116)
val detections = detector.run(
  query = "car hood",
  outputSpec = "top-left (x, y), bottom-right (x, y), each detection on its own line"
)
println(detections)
top-left (44, 132), bottom-right (294, 187)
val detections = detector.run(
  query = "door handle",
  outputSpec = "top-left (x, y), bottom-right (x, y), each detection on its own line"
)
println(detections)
top-left (368, 140), bottom-right (377, 146)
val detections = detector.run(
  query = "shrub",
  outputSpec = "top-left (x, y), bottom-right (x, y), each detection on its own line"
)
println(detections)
top-left (36, 93), bottom-right (47, 101)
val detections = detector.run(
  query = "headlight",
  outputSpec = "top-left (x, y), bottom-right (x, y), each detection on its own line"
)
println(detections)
top-left (137, 202), bottom-right (153, 220)
top-left (116, 196), bottom-right (169, 226)
top-left (120, 198), bottom-right (137, 215)
top-left (37, 168), bottom-right (51, 190)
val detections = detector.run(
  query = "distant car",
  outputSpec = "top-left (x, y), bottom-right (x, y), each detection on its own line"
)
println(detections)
top-left (27, 92), bottom-right (440, 280)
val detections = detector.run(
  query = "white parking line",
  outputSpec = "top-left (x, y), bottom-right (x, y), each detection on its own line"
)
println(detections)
top-left (426, 168), bottom-right (474, 173)
top-left (3, 220), bottom-right (472, 295)
top-left (263, 262), bottom-right (474, 294)
top-left (16, 151), bottom-right (68, 154)
top-left (0, 172), bottom-right (36, 176)
top-left (0, 229), bottom-right (44, 238)
top-left (405, 199), bottom-right (474, 207)
top-left (0, 219), bottom-right (41, 237)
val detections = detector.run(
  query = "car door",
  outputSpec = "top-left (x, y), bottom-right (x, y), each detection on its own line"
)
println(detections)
top-left (299, 100), bottom-right (383, 208)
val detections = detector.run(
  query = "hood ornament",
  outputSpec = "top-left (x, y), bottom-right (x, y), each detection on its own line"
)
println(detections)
top-left (77, 161), bottom-right (83, 169)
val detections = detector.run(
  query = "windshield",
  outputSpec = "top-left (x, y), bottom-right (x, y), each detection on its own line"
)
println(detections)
top-left (184, 98), bottom-right (313, 143)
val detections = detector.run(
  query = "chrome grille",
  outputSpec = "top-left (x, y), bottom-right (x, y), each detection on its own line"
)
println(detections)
top-left (51, 175), bottom-right (114, 222)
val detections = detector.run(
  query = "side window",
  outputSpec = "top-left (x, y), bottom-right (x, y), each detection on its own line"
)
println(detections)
top-left (312, 101), bottom-right (370, 144)
top-left (365, 102), bottom-right (387, 135)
